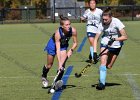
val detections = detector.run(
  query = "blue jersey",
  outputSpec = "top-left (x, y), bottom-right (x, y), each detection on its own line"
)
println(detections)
top-left (44, 27), bottom-right (72, 56)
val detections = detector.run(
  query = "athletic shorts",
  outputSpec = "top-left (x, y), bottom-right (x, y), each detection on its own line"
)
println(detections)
top-left (44, 38), bottom-right (68, 56)
top-left (100, 44), bottom-right (122, 56)
top-left (87, 32), bottom-right (96, 37)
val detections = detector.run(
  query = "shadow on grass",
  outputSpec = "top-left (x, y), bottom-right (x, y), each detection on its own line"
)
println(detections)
top-left (62, 84), bottom-right (76, 89)
top-left (91, 82), bottom-right (122, 87)
top-left (42, 84), bottom-right (76, 92)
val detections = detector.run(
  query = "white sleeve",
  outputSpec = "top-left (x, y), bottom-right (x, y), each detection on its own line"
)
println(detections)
top-left (97, 23), bottom-right (103, 34)
top-left (116, 19), bottom-right (125, 30)
top-left (100, 9), bottom-right (103, 16)
top-left (83, 9), bottom-right (89, 19)
top-left (98, 9), bottom-right (103, 23)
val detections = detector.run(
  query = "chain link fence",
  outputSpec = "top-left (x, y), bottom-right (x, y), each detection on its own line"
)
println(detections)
top-left (0, 5), bottom-right (140, 24)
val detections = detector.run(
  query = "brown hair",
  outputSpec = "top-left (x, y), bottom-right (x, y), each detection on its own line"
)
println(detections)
top-left (59, 15), bottom-right (70, 25)
top-left (88, 0), bottom-right (97, 4)
top-left (102, 7), bottom-right (112, 17)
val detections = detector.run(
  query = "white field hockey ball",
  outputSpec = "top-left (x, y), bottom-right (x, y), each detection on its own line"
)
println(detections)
top-left (50, 89), bottom-right (55, 93)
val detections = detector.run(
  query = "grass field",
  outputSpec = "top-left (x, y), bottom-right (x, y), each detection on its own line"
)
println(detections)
top-left (0, 21), bottom-right (140, 100)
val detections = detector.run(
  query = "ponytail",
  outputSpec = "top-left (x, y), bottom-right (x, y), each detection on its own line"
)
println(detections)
top-left (59, 15), bottom-right (70, 25)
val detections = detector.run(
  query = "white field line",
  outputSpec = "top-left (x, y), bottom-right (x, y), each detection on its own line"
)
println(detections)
top-left (126, 74), bottom-right (140, 100)
top-left (0, 73), bottom-right (140, 79)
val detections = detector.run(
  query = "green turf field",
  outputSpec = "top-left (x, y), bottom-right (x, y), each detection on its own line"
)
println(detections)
top-left (0, 21), bottom-right (140, 100)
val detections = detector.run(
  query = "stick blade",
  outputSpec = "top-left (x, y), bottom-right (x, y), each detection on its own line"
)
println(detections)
top-left (48, 88), bottom-right (51, 94)
top-left (75, 73), bottom-right (82, 78)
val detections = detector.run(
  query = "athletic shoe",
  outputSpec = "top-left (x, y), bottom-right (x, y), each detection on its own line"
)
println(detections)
top-left (85, 59), bottom-right (94, 63)
top-left (85, 53), bottom-right (92, 63)
top-left (42, 77), bottom-right (49, 87)
top-left (89, 53), bottom-right (92, 60)
top-left (55, 80), bottom-right (63, 90)
top-left (96, 83), bottom-right (105, 90)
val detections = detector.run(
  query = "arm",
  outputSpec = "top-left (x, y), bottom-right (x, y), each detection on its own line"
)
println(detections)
top-left (67, 27), bottom-right (78, 57)
top-left (115, 28), bottom-right (128, 41)
top-left (109, 28), bottom-right (128, 46)
top-left (80, 16), bottom-right (87, 22)
top-left (55, 30), bottom-right (62, 68)
top-left (80, 10), bottom-right (88, 22)
top-left (115, 19), bottom-right (128, 41)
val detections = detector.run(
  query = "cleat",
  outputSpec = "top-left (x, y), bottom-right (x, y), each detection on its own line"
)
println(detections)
top-left (85, 53), bottom-right (93, 63)
top-left (89, 53), bottom-right (92, 60)
top-left (55, 80), bottom-right (63, 90)
top-left (42, 77), bottom-right (49, 87)
top-left (85, 59), bottom-right (91, 63)
top-left (96, 83), bottom-right (105, 90)
top-left (85, 59), bottom-right (94, 63)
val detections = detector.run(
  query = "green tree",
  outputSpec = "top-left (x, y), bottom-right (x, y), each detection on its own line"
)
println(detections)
top-left (0, 0), bottom-right (10, 7)
top-left (119, 0), bottom-right (135, 5)
top-left (135, 0), bottom-right (140, 5)
top-left (109, 0), bottom-right (118, 5)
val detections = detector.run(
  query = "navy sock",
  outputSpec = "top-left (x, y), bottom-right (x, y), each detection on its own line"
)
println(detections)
top-left (57, 68), bottom-right (64, 81)
top-left (42, 65), bottom-right (49, 78)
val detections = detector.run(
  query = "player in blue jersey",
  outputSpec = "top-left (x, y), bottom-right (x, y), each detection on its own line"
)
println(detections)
top-left (94, 7), bottom-right (128, 90)
top-left (81, 0), bottom-right (103, 62)
top-left (41, 15), bottom-right (78, 87)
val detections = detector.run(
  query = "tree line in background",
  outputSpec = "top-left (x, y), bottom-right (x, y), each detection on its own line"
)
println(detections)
top-left (85, 0), bottom-right (140, 5)
top-left (0, 0), bottom-right (50, 20)
top-left (0, 0), bottom-right (140, 9)
top-left (0, 0), bottom-right (49, 9)
top-left (0, 0), bottom-right (140, 20)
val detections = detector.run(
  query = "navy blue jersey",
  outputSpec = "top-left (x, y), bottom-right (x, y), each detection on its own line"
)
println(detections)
top-left (44, 27), bottom-right (73, 55)
top-left (59, 27), bottom-right (72, 48)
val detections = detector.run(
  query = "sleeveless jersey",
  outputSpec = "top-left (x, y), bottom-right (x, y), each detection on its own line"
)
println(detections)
top-left (52, 27), bottom-right (72, 48)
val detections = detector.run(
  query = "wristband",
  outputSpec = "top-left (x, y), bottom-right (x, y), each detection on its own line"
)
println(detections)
top-left (70, 49), bottom-right (74, 52)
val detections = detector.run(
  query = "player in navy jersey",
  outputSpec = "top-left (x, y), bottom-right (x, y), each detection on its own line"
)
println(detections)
top-left (81, 0), bottom-right (103, 62)
top-left (41, 15), bottom-right (78, 87)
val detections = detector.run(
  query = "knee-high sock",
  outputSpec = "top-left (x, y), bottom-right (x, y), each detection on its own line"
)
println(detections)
top-left (99, 65), bottom-right (107, 85)
top-left (42, 65), bottom-right (49, 78)
top-left (57, 68), bottom-right (65, 81)
top-left (90, 46), bottom-right (94, 59)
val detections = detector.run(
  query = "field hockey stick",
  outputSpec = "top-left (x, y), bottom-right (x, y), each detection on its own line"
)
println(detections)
top-left (74, 46), bottom-right (108, 78)
top-left (48, 56), bottom-right (68, 94)
top-left (93, 46), bottom-right (109, 64)
top-left (75, 36), bottom-right (113, 78)
top-left (93, 35), bottom-right (113, 63)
